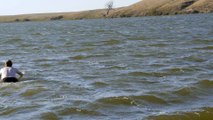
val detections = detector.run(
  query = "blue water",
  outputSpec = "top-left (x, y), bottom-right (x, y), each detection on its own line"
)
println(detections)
top-left (0, 13), bottom-right (212, 120)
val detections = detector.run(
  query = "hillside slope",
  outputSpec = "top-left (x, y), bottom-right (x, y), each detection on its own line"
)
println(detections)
top-left (110, 0), bottom-right (213, 17)
top-left (0, 0), bottom-right (212, 22)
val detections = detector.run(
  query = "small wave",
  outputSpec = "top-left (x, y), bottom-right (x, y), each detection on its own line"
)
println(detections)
top-left (5, 38), bottom-right (22, 43)
top-left (131, 52), bottom-right (169, 58)
top-left (128, 36), bottom-right (147, 41)
top-left (0, 83), bottom-right (21, 91)
top-left (0, 108), bottom-right (20, 116)
top-left (147, 107), bottom-right (213, 120)
top-left (0, 108), bottom-right (17, 116)
top-left (108, 66), bottom-right (126, 70)
top-left (19, 43), bottom-right (33, 48)
top-left (82, 42), bottom-right (100, 47)
top-left (73, 47), bottom-right (94, 52)
top-left (196, 80), bottom-right (213, 88)
top-left (0, 51), bottom-right (6, 56)
top-left (38, 63), bottom-right (52, 68)
top-left (102, 39), bottom-right (122, 45)
top-left (131, 95), bottom-right (167, 105)
top-left (182, 55), bottom-right (206, 62)
top-left (149, 43), bottom-right (168, 47)
top-left (195, 46), bottom-right (213, 50)
top-left (70, 54), bottom-right (106, 60)
top-left (97, 96), bottom-right (137, 106)
top-left (173, 87), bottom-right (194, 96)
top-left (70, 55), bottom-right (90, 60)
top-left (131, 54), bottom-right (147, 58)
top-left (128, 71), bottom-right (167, 77)
top-left (57, 60), bottom-right (70, 65)
top-left (82, 75), bottom-right (100, 79)
top-left (33, 58), bottom-right (60, 62)
top-left (95, 30), bottom-right (105, 33)
top-left (44, 44), bottom-right (56, 49)
top-left (33, 58), bottom-right (51, 62)
top-left (58, 107), bottom-right (101, 116)
top-left (0, 38), bottom-right (22, 47)
top-left (20, 87), bottom-right (47, 97)
top-left (162, 67), bottom-right (196, 75)
top-left (91, 82), bottom-right (109, 87)
top-left (163, 68), bottom-right (185, 75)
top-left (96, 95), bottom-right (167, 106)
top-left (0, 105), bottom-right (39, 116)
top-left (40, 112), bottom-right (59, 120)
top-left (31, 32), bottom-right (43, 36)
top-left (191, 39), bottom-right (213, 44)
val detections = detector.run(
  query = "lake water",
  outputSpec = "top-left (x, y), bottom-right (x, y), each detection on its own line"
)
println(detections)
top-left (0, 13), bottom-right (212, 120)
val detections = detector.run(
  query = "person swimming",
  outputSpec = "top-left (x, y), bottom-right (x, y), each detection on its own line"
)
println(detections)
top-left (0, 60), bottom-right (23, 82)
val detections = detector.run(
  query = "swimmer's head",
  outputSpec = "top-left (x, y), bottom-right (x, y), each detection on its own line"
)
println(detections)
top-left (5, 60), bottom-right (12, 67)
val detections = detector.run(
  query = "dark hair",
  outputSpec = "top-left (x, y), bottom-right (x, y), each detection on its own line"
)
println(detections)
top-left (5, 60), bottom-right (13, 67)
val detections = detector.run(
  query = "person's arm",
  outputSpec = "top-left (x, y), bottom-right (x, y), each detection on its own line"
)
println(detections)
top-left (16, 70), bottom-right (23, 79)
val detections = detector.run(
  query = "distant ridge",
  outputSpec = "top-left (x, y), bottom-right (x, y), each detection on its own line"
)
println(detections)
top-left (0, 0), bottom-right (212, 22)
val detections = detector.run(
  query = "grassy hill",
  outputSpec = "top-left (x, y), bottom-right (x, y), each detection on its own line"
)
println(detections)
top-left (110, 0), bottom-right (213, 17)
top-left (0, 0), bottom-right (212, 22)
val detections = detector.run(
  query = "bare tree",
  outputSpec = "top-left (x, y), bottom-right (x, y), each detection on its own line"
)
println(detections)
top-left (105, 1), bottom-right (114, 15)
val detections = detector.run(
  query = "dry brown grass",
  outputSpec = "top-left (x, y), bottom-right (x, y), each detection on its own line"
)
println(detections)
top-left (186, 0), bottom-right (213, 12)
top-left (110, 0), bottom-right (213, 17)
